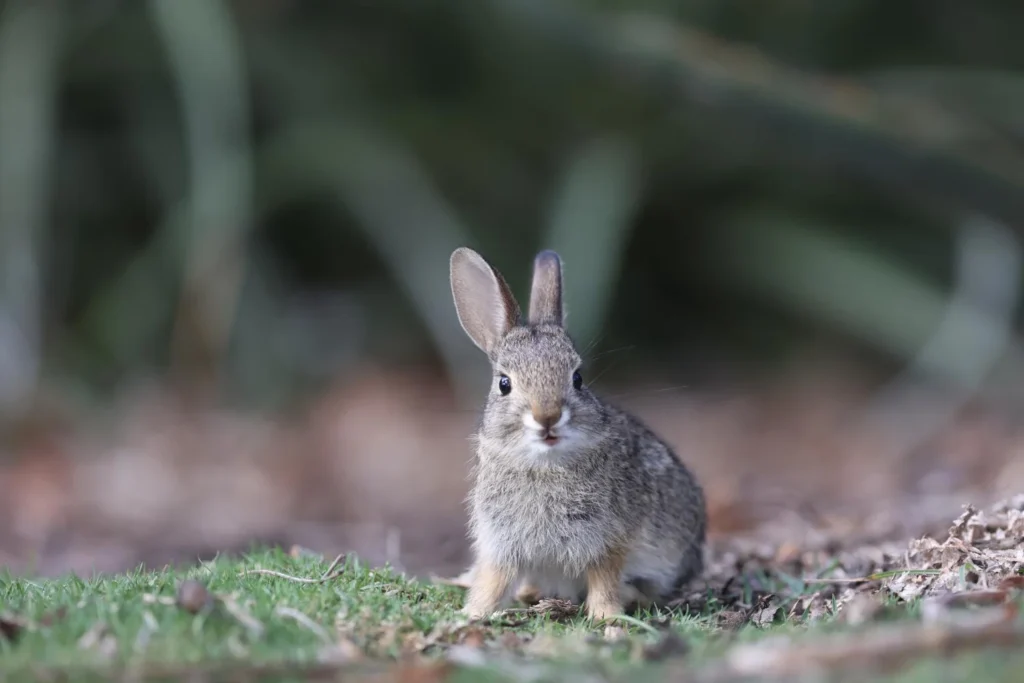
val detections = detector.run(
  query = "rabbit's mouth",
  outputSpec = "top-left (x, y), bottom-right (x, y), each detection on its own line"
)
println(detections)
top-left (522, 407), bottom-right (572, 449)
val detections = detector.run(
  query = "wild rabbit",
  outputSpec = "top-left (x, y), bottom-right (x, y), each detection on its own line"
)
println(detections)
top-left (449, 247), bottom-right (706, 620)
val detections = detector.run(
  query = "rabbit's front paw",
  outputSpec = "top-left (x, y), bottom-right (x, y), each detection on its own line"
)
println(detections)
top-left (461, 604), bottom-right (496, 620)
top-left (585, 551), bottom-right (626, 621)
top-left (585, 596), bottom-right (623, 621)
top-left (462, 560), bottom-right (511, 620)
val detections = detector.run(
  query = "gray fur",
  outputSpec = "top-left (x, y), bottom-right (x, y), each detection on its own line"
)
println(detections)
top-left (449, 248), bottom-right (706, 615)
top-left (528, 250), bottom-right (563, 326)
top-left (450, 247), bottom-right (520, 354)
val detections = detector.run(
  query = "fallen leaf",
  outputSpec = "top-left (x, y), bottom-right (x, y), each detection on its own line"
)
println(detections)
top-left (530, 598), bottom-right (578, 621)
top-left (717, 609), bottom-right (748, 631)
top-left (750, 594), bottom-right (782, 628)
top-left (883, 496), bottom-right (1024, 602)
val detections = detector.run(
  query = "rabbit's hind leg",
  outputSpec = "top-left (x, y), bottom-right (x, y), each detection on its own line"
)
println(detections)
top-left (514, 579), bottom-right (542, 605)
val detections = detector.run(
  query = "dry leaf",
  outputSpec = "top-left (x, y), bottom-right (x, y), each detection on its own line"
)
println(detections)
top-left (884, 496), bottom-right (1024, 602)
top-left (717, 609), bottom-right (748, 631)
top-left (530, 598), bottom-right (578, 621)
top-left (750, 595), bottom-right (782, 628)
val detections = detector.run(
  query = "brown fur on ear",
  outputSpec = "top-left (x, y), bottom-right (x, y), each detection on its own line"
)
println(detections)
top-left (450, 247), bottom-right (521, 354)
top-left (528, 250), bottom-right (563, 326)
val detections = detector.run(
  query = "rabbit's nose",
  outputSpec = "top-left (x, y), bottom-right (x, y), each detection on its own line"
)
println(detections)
top-left (531, 405), bottom-right (563, 430)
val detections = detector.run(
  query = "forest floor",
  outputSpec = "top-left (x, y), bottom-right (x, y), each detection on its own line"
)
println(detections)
top-left (2, 495), bottom-right (1022, 682)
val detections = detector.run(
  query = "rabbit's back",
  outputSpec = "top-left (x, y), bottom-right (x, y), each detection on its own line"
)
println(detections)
top-left (619, 410), bottom-right (706, 598)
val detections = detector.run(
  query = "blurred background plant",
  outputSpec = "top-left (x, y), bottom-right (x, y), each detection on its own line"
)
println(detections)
top-left (2, 0), bottom-right (1024, 577)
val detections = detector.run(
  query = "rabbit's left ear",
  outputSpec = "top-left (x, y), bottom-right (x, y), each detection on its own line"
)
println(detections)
top-left (528, 250), bottom-right (563, 326)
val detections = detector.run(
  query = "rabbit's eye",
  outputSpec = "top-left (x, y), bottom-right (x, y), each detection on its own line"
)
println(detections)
top-left (498, 374), bottom-right (512, 395)
top-left (572, 370), bottom-right (583, 390)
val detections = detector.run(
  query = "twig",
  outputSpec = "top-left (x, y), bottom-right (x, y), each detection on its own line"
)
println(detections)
top-left (806, 568), bottom-right (945, 586)
top-left (240, 569), bottom-right (338, 583)
top-left (320, 553), bottom-right (346, 579)
top-left (240, 553), bottom-right (347, 584)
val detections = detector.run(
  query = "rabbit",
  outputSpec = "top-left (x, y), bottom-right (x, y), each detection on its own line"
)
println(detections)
top-left (449, 246), bottom-right (706, 620)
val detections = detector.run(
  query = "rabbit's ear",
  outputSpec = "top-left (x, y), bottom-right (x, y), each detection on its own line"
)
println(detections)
top-left (528, 250), bottom-right (563, 326)
top-left (450, 247), bottom-right (521, 354)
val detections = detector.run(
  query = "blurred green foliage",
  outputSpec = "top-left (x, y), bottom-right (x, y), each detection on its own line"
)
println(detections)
top-left (2, 0), bottom-right (1024, 413)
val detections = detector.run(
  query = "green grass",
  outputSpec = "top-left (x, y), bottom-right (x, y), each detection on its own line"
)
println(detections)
top-left (0, 549), bottom-right (1021, 682)
top-left (2, 549), bottom-right (465, 668)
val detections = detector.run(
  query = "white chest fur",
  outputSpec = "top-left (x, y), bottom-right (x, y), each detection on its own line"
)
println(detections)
top-left (470, 466), bottom-right (620, 577)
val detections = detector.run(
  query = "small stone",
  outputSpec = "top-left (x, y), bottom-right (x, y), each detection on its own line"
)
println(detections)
top-left (176, 580), bottom-right (212, 614)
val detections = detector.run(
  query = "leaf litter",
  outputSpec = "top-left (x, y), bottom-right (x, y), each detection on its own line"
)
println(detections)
top-left (885, 494), bottom-right (1024, 603)
top-left (421, 494), bottom-right (1024, 678)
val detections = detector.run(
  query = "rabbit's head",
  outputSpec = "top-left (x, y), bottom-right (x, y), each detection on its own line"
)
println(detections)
top-left (450, 247), bottom-right (605, 464)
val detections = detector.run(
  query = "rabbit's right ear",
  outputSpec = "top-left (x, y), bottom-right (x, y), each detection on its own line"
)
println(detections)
top-left (450, 247), bottom-right (521, 354)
